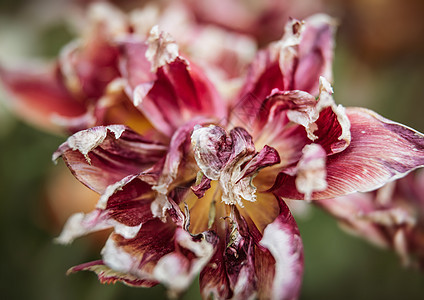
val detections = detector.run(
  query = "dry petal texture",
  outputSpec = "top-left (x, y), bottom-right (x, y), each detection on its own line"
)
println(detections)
top-left (119, 27), bottom-right (226, 137)
top-left (0, 2), bottom-right (256, 134)
top-left (27, 8), bottom-right (424, 300)
top-left (317, 170), bottom-right (424, 268)
top-left (0, 3), bottom-right (142, 134)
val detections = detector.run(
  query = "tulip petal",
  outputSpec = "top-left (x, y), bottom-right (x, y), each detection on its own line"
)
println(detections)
top-left (200, 199), bottom-right (303, 300)
top-left (317, 170), bottom-right (424, 267)
top-left (53, 125), bottom-right (167, 194)
top-left (56, 175), bottom-right (157, 244)
top-left (236, 14), bottom-right (336, 114)
top-left (68, 260), bottom-right (158, 287)
top-left (200, 208), bottom-right (257, 300)
top-left (191, 125), bottom-right (231, 180)
top-left (59, 2), bottom-right (127, 100)
top-left (118, 40), bottom-right (154, 95)
top-left (294, 14), bottom-right (336, 95)
top-left (151, 120), bottom-right (205, 220)
top-left (259, 200), bottom-right (304, 300)
top-left (273, 107), bottom-right (424, 200)
top-left (295, 144), bottom-right (328, 201)
top-left (120, 28), bottom-right (226, 137)
top-left (101, 214), bottom-right (216, 295)
top-left (191, 125), bottom-right (280, 207)
top-left (60, 36), bottom-right (121, 100)
top-left (245, 78), bottom-right (350, 175)
top-left (0, 64), bottom-right (86, 132)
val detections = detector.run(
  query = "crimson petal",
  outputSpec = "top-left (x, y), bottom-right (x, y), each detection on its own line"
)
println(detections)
top-left (273, 108), bottom-right (424, 200)
top-left (200, 199), bottom-right (303, 300)
top-left (258, 200), bottom-right (304, 300)
top-left (235, 14), bottom-right (336, 117)
top-left (0, 64), bottom-right (87, 132)
top-left (101, 215), bottom-right (216, 295)
top-left (68, 260), bottom-right (158, 287)
top-left (53, 125), bottom-right (167, 194)
top-left (120, 28), bottom-right (226, 137)
top-left (56, 175), bottom-right (156, 244)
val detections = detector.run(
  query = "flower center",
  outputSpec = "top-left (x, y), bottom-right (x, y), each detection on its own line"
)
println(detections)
top-left (191, 124), bottom-right (280, 207)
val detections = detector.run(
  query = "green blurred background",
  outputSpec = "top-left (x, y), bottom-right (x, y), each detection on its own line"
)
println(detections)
top-left (1, 0), bottom-right (423, 299)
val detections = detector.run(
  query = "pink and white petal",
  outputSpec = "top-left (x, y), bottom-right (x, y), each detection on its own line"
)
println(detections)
top-left (141, 58), bottom-right (227, 136)
top-left (56, 210), bottom-right (112, 245)
top-left (276, 18), bottom-right (306, 92)
top-left (118, 39), bottom-right (154, 96)
top-left (235, 48), bottom-right (285, 120)
top-left (221, 127), bottom-right (280, 206)
top-left (120, 29), bottom-right (226, 137)
top-left (100, 175), bottom-right (157, 223)
top-left (316, 176), bottom-right (423, 267)
top-left (200, 201), bottom-right (302, 300)
top-left (236, 14), bottom-right (335, 117)
top-left (316, 194), bottom-right (396, 249)
top-left (53, 125), bottom-right (167, 194)
top-left (199, 240), bottom-right (232, 299)
top-left (153, 229), bottom-right (215, 294)
top-left (259, 200), bottom-right (304, 300)
top-left (263, 79), bottom-right (350, 155)
top-left (56, 175), bottom-right (157, 244)
top-left (191, 125), bottom-right (231, 180)
top-left (55, 209), bottom-right (140, 245)
top-left (273, 107), bottom-right (424, 200)
top-left (59, 37), bottom-right (121, 100)
top-left (311, 78), bottom-right (351, 155)
top-left (67, 260), bottom-right (158, 287)
top-left (59, 3), bottom-right (127, 99)
top-left (241, 145), bottom-right (281, 179)
top-left (254, 246), bottom-right (276, 300)
top-left (191, 175), bottom-right (212, 199)
top-left (200, 242), bottom-right (257, 300)
top-left (251, 82), bottom-right (350, 173)
top-left (0, 64), bottom-right (86, 133)
top-left (295, 144), bottom-right (327, 201)
top-left (200, 220), bottom-right (257, 300)
top-left (101, 218), bottom-right (215, 295)
top-left (251, 91), bottom-right (316, 168)
top-left (151, 120), bottom-right (209, 219)
top-left (294, 14), bottom-right (336, 95)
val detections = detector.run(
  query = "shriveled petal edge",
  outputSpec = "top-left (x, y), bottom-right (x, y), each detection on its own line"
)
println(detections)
top-left (52, 124), bottom-right (126, 163)
top-left (99, 213), bottom-right (217, 295)
top-left (258, 200), bottom-right (304, 300)
top-left (67, 260), bottom-right (158, 287)
top-left (272, 107), bottom-right (424, 200)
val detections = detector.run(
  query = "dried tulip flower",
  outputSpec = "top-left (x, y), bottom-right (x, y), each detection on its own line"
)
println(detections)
top-left (48, 15), bottom-right (424, 299)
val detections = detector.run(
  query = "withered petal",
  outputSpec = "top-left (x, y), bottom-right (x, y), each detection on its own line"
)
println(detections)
top-left (235, 14), bottom-right (336, 118)
top-left (273, 107), bottom-right (424, 200)
top-left (67, 260), bottom-right (158, 287)
top-left (0, 64), bottom-right (86, 133)
top-left (119, 30), bottom-right (226, 137)
top-left (56, 175), bottom-right (156, 244)
top-left (258, 200), bottom-right (304, 300)
top-left (53, 125), bottom-right (167, 194)
top-left (101, 216), bottom-right (216, 295)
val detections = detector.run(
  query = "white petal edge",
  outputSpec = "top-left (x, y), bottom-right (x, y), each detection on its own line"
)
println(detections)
top-left (260, 219), bottom-right (303, 300)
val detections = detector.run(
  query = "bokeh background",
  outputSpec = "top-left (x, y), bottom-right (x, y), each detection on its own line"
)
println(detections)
top-left (1, 0), bottom-right (424, 299)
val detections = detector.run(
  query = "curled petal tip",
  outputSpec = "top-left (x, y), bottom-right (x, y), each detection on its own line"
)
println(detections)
top-left (146, 25), bottom-right (180, 72)
top-left (319, 76), bottom-right (333, 94)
